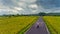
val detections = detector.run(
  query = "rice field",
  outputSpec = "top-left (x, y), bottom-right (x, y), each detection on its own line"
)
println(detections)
top-left (43, 16), bottom-right (60, 34)
top-left (0, 16), bottom-right (39, 34)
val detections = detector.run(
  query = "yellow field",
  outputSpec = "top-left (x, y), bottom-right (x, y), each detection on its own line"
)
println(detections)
top-left (43, 16), bottom-right (60, 34)
top-left (0, 16), bottom-right (39, 34)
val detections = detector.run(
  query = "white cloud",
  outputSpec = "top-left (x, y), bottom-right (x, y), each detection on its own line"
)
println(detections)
top-left (1, 0), bottom-right (60, 15)
top-left (27, 0), bottom-right (37, 3)
top-left (20, 0), bottom-right (37, 3)
top-left (0, 0), bottom-right (39, 15)
top-left (28, 4), bottom-right (40, 14)
top-left (14, 7), bottom-right (24, 11)
top-left (0, 8), bottom-right (19, 15)
top-left (32, 10), bottom-right (37, 13)
top-left (19, 0), bottom-right (26, 2)
top-left (28, 4), bottom-right (38, 11)
top-left (18, 2), bottom-right (26, 7)
top-left (28, 4), bottom-right (38, 8)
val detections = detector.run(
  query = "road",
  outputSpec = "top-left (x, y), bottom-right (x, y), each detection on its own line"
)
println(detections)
top-left (25, 17), bottom-right (50, 34)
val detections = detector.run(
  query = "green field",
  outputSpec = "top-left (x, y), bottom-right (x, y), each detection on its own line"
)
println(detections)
top-left (43, 16), bottom-right (60, 34)
top-left (0, 16), bottom-right (39, 34)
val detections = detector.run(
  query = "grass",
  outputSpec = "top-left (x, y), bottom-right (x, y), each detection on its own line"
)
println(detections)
top-left (0, 16), bottom-right (39, 34)
top-left (43, 16), bottom-right (60, 34)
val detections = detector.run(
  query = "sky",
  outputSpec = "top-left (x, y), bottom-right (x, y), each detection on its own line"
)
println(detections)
top-left (0, 0), bottom-right (60, 15)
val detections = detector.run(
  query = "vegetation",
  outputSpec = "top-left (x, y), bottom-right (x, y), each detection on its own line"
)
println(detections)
top-left (0, 16), bottom-right (39, 34)
top-left (43, 16), bottom-right (60, 34)
top-left (38, 12), bottom-right (60, 16)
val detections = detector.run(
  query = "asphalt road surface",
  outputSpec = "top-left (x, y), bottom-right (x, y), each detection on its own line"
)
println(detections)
top-left (25, 17), bottom-right (50, 34)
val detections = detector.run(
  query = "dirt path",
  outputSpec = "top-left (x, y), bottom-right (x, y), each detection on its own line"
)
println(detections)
top-left (25, 17), bottom-right (50, 34)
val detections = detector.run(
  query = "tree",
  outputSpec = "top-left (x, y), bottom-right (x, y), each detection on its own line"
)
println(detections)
top-left (38, 12), bottom-right (46, 16)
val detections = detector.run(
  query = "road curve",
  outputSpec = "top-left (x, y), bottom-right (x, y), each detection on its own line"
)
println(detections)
top-left (25, 17), bottom-right (50, 34)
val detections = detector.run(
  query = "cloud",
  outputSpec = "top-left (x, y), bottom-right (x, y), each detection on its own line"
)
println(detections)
top-left (0, 8), bottom-right (19, 15)
top-left (28, 4), bottom-right (40, 14)
top-left (14, 7), bottom-right (24, 11)
top-left (1, 0), bottom-right (15, 7)
top-left (20, 0), bottom-right (37, 3)
top-left (0, 0), bottom-right (60, 15)
top-left (36, 0), bottom-right (60, 9)
top-left (0, 0), bottom-right (43, 15)
top-left (28, 4), bottom-right (38, 9)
